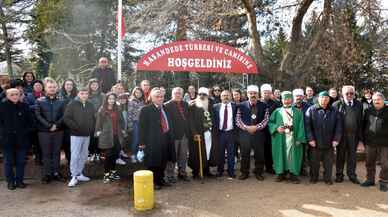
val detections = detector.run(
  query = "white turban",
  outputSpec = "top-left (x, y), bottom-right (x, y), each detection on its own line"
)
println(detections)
top-left (260, 84), bottom-right (272, 92)
top-left (198, 87), bottom-right (209, 95)
top-left (292, 88), bottom-right (304, 97)
top-left (247, 85), bottom-right (259, 93)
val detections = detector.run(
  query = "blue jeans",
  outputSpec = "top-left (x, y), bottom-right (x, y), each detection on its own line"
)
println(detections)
top-left (218, 131), bottom-right (235, 176)
top-left (131, 121), bottom-right (139, 155)
top-left (3, 146), bottom-right (28, 184)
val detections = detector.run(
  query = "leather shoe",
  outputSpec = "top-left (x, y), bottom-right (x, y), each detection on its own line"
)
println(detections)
top-left (255, 174), bottom-right (264, 181)
top-left (7, 183), bottom-right (16, 190)
top-left (379, 182), bottom-right (388, 192)
top-left (360, 180), bottom-right (375, 187)
top-left (349, 177), bottom-right (360, 184)
top-left (290, 175), bottom-right (300, 184)
top-left (52, 173), bottom-right (66, 182)
top-left (154, 184), bottom-right (162, 190)
top-left (41, 176), bottom-right (51, 184)
top-left (161, 180), bottom-right (172, 187)
top-left (335, 176), bottom-right (343, 183)
top-left (275, 174), bottom-right (285, 182)
top-left (16, 182), bottom-right (27, 189)
top-left (178, 175), bottom-right (190, 182)
top-left (325, 180), bottom-right (333, 185)
top-left (238, 174), bottom-right (249, 180)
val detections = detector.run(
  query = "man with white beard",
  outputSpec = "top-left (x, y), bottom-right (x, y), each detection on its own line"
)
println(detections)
top-left (188, 87), bottom-right (216, 179)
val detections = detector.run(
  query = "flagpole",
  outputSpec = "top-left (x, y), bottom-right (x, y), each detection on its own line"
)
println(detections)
top-left (117, 0), bottom-right (123, 81)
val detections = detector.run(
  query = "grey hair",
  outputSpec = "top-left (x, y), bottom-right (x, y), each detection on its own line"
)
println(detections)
top-left (172, 87), bottom-right (183, 95)
top-left (342, 85), bottom-right (355, 93)
top-left (372, 92), bottom-right (385, 101)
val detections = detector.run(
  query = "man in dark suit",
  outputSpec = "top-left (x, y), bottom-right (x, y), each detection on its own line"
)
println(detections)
top-left (236, 85), bottom-right (269, 181)
top-left (139, 87), bottom-right (174, 190)
top-left (213, 90), bottom-right (237, 178)
top-left (332, 85), bottom-right (364, 184)
top-left (165, 87), bottom-right (191, 182)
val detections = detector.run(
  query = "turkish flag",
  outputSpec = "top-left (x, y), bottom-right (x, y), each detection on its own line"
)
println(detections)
top-left (116, 10), bottom-right (125, 39)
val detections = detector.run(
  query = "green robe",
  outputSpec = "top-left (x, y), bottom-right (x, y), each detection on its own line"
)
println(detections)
top-left (269, 106), bottom-right (306, 176)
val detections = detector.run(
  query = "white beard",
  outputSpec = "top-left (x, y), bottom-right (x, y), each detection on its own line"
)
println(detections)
top-left (195, 98), bottom-right (209, 112)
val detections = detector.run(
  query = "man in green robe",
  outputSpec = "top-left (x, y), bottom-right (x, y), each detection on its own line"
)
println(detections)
top-left (269, 91), bottom-right (306, 184)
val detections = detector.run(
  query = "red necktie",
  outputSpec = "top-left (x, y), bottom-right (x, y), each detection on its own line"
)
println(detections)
top-left (177, 101), bottom-right (186, 120)
top-left (160, 108), bottom-right (169, 133)
top-left (222, 104), bottom-right (228, 130)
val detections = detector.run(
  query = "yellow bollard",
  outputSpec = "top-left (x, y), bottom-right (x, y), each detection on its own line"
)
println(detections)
top-left (133, 170), bottom-right (154, 211)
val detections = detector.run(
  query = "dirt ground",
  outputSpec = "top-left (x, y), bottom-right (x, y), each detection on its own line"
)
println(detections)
top-left (0, 161), bottom-right (387, 217)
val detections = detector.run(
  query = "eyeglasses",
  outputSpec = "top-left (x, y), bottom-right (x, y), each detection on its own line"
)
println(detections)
top-left (345, 92), bottom-right (354, 96)
top-left (214, 89), bottom-right (221, 92)
top-left (198, 93), bottom-right (208, 96)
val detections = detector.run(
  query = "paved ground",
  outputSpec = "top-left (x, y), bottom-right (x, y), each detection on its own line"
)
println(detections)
top-left (0, 161), bottom-right (387, 217)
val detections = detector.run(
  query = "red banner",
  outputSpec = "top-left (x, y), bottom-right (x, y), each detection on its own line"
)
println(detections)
top-left (136, 40), bottom-right (259, 74)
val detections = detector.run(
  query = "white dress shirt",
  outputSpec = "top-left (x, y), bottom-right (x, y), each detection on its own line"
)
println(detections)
top-left (219, 102), bottom-right (233, 131)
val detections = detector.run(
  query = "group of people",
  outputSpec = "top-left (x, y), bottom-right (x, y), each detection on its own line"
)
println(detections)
top-left (0, 57), bottom-right (387, 193)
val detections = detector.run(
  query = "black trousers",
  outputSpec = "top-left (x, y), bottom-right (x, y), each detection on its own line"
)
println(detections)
top-left (300, 143), bottom-right (310, 175)
top-left (103, 136), bottom-right (121, 173)
top-left (239, 131), bottom-right (265, 175)
top-left (264, 129), bottom-right (273, 172)
top-left (149, 166), bottom-right (167, 185)
top-left (366, 146), bottom-right (388, 183)
top-left (39, 131), bottom-right (64, 176)
top-left (310, 147), bottom-right (334, 181)
top-left (62, 129), bottom-right (71, 164)
top-left (31, 131), bottom-right (42, 163)
top-left (336, 133), bottom-right (358, 179)
top-left (3, 135), bottom-right (29, 184)
top-left (89, 135), bottom-right (101, 155)
top-left (148, 133), bottom-right (168, 185)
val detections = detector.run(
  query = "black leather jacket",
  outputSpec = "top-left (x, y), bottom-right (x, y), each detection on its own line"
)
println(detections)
top-left (363, 106), bottom-right (388, 147)
top-left (35, 95), bottom-right (66, 132)
top-left (305, 104), bottom-right (343, 149)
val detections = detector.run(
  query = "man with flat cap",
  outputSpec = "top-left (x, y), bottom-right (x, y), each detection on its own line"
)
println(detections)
top-left (269, 91), bottom-right (306, 184)
top-left (305, 91), bottom-right (343, 185)
top-left (236, 85), bottom-right (269, 181)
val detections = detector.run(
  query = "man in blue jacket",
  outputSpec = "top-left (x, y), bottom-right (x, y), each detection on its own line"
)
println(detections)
top-left (35, 78), bottom-right (66, 184)
top-left (305, 91), bottom-right (342, 185)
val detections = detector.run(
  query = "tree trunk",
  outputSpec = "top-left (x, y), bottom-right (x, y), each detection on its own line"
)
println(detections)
top-left (280, 0), bottom-right (332, 88)
top-left (0, 4), bottom-right (14, 78)
top-left (241, 0), bottom-right (265, 76)
top-left (280, 0), bottom-right (314, 77)
top-left (294, 0), bottom-right (332, 77)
